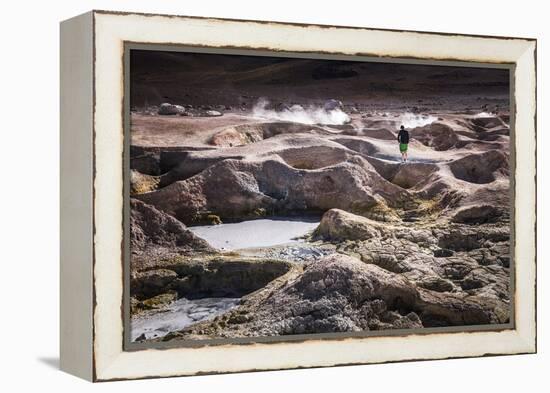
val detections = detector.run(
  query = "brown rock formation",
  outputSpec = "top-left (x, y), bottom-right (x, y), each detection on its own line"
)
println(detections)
top-left (130, 198), bottom-right (214, 268)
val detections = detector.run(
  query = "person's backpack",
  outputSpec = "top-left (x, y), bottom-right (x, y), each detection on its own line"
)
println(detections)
top-left (399, 129), bottom-right (410, 144)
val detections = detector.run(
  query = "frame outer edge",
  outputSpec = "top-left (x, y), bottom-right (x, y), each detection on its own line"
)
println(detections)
top-left (91, 11), bottom-right (538, 380)
top-left (59, 11), bottom-right (95, 382)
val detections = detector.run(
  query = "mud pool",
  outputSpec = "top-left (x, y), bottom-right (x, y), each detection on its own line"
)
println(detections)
top-left (188, 218), bottom-right (321, 250)
top-left (131, 297), bottom-right (240, 341)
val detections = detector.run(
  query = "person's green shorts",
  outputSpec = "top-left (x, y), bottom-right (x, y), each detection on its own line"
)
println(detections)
top-left (399, 143), bottom-right (408, 152)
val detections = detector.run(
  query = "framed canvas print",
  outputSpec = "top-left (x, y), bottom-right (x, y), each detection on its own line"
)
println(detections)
top-left (60, 10), bottom-right (537, 381)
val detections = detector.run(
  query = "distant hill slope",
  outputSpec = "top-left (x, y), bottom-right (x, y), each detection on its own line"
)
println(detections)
top-left (130, 50), bottom-right (509, 109)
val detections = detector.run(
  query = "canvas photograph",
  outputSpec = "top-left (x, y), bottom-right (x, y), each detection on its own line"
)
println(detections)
top-left (127, 48), bottom-right (512, 345)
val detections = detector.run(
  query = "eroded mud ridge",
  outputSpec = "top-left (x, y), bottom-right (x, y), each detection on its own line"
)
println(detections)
top-left (130, 108), bottom-right (511, 342)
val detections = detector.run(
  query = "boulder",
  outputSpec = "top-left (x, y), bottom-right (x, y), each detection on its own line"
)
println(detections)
top-left (313, 209), bottom-right (381, 241)
top-left (130, 198), bottom-right (214, 258)
top-left (158, 103), bottom-right (185, 115)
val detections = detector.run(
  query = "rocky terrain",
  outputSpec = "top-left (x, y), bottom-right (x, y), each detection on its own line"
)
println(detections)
top-left (128, 51), bottom-right (511, 343)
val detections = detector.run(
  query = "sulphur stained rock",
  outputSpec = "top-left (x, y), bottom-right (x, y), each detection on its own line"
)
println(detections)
top-left (130, 169), bottom-right (159, 195)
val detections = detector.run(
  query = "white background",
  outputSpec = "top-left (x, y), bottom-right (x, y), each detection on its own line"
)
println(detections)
top-left (0, 0), bottom-right (546, 391)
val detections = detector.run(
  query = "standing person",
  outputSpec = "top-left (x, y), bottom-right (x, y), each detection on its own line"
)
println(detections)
top-left (397, 125), bottom-right (410, 163)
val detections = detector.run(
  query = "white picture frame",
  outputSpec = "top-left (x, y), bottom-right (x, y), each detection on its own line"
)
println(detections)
top-left (60, 10), bottom-right (536, 381)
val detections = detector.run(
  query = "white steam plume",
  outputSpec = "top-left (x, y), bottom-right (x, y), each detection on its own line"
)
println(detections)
top-left (251, 98), bottom-right (350, 125)
top-left (399, 113), bottom-right (438, 128)
top-left (474, 111), bottom-right (494, 118)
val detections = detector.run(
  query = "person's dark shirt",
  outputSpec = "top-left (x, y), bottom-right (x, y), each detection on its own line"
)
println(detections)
top-left (397, 129), bottom-right (410, 144)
